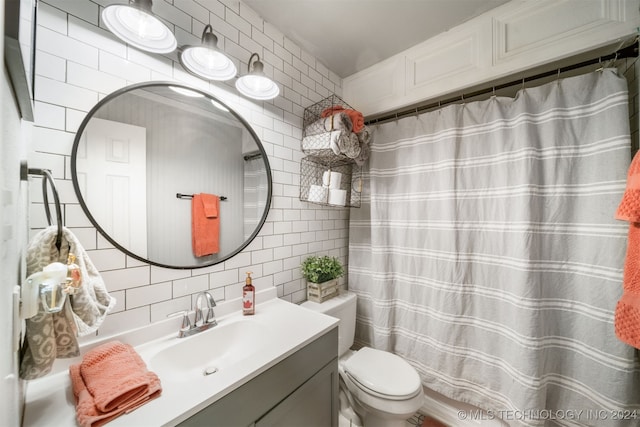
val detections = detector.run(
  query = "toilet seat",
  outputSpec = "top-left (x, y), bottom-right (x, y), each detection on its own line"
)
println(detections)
top-left (343, 347), bottom-right (422, 401)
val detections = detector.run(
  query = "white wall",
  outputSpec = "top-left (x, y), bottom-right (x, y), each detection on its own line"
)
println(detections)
top-left (29, 0), bottom-right (348, 340)
top-left (1, 7), bottom-right (30, 425)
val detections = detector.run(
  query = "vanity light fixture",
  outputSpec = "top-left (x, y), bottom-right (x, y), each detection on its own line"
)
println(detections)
top-left (180, 25), bottom-right (237, 81)
top-left (102, 0), bottom-right (177, 54)
top-left (235, 53), bottom-right (280, 100)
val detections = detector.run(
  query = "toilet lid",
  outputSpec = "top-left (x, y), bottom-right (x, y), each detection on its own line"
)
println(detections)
top-left (343, 347), bottom-right (421, 399)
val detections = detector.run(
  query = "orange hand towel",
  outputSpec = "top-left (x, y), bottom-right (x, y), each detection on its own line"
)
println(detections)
top-left (321, 105), bottom-right (365, 133)
top-left (192, 193), bottom-right (220, 257)
top-left (70, 341), bottom-right (161, 427)
top-left (614, 151), bottom-right (640, 349)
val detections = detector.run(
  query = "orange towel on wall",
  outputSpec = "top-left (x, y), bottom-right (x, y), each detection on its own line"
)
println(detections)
top-left (192, 193), bottom-right (220, 257)
top-left (615, 151), bottom-right (640, 349)
top-left (69, 341), bottom-right (161, 427)
top-left (321, 105), bottom-right (365, 133)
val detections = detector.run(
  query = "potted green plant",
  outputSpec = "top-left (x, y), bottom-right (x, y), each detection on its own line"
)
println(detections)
top-left (301, 255), bottom-right (344, 303)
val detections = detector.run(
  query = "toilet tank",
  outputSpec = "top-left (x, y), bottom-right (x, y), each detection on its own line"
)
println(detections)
top-left (301, 291), bottom-right (357, 357)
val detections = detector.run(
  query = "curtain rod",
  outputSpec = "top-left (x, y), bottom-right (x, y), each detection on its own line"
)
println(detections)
top-left (365, 41), bottom-right (639, 126)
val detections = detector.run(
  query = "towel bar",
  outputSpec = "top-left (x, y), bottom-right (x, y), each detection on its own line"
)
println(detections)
top-left (176, 193), bottom-right (227, 201)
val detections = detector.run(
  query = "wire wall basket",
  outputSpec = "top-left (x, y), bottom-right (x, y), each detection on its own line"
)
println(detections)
top-left (299, 156), bottom-right (362, 208)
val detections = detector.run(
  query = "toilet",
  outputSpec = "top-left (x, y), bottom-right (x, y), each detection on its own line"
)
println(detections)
top-left (302, 291), bottom-right (424, 427)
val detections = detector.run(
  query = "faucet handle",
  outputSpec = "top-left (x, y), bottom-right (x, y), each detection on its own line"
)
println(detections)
top-left (167, 310), bottom-right (191, 332)
top-left (204, 306), bottom-right (217, 325)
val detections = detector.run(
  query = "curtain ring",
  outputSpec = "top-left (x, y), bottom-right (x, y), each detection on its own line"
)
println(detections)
top-left (521, 78), bottom-right (525, 90)
top-left (491, 86), bottom-right (496, 98)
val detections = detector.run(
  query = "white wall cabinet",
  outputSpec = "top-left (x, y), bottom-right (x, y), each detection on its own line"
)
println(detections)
top-left (343, 0), bottom-right (640, 117)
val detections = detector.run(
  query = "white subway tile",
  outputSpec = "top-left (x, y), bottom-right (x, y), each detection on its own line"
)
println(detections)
top-left (239, 32), bottom-right (262, 56)
top-left (210, 269), bottom-right (238, 288)
top-left (65, 108), bottom-right (86, 132)
top-left (36, 26), bottom-right (99, 68)
top-left (284, 279), bottom-right (302, 295)
top-left (34, 102), bottom-right (65, 130)
top-left (208, 287), bottom-right (225, 302)
top-left (32, 126), bottom-right (75, 155)
top-left (273, 43), bottom-right (292, 65)
top-left (263, 234), bottom-right (283, 249)
top-left (224, 251), bottom-right (251, 269)
top-left (262, 260), bottom-right (282, 276)
top-left (46, 0), bottom-right (99, 25)
top-left (291, 221), bottom-right (309, 233)
top-left (69, 227), bottom-right (97, 250)
top-left (68, 16), bottom-right (126, 58)
top-left (102, 266), bottom-right (151, 292)
top-left (150, 296), bottom-right (191, 323)
top-left (35, 51), bottom-right (66, 81)
top-left (283, 37), bottom-right (300, 58)
top-left (150, 266), bottom-right (191, 284)
top-left (38, 2), bottom-right (68, 34)
top-left (173, 275), bottom-right (209, 297)
top-left (209, 11), bottom-right (240, 42)
top-left (226, 9), bottom-right (251, 37)
top-left (108, 290), bottom-right (125, 313)
top-left (152, 0), bottom-right (192, 32)
top-left (239, 3), bottom-right (262, 29)
top-left (99, 51), bottom-right (151, 83)
top-left (99, 307), bottom-right (150, 337)
top-left (283, 233), bottom-right (301, 246)
top-left (87, 248), bottom-right (126, 271)
top-left (253, 275), bottom-right (272, 292)
top-left (252, 248), bottom-right (273, 264)
top-left (97, 233), bottom-right (116, 249)
top-left (127, 282), bottom-right (172, 309)
top-left (273, 222), bottom-right (292, 235)
top-left (35, 76), bottom-right (98, 111)
top-left (291, 243), bottom-right (308, 256)
top-left (174, 0), bottom-right (209, 22)
top-left (273, 245), bottom-right (292, 260)
top-left (67, 62), bottom-right (127, 94)
top-left (127, 47), bottom-right (174, 76)
top-left (224, 282), bottom-right (242, 300)
top-left (63, 203), bottom-right (92, 227)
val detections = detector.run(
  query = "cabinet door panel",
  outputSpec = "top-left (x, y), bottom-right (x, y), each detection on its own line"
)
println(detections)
top-left (255, 361), bottom-right (338, 427)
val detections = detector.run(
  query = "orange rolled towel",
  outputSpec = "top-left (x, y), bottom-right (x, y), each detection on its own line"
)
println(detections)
top-left (70, 341), bottom-right (161, 427)
top-left (615, 151), bottom-right (640, 349)
top-left (321, 105), bottom-right (365, 133)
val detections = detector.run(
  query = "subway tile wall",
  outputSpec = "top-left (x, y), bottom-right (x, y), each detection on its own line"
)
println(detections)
top-left (29, 0), bottom-right (348, 338)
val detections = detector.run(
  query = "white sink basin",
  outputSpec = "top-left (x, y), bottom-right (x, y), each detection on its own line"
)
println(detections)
top-left (149, 317), bottom-right (271, 382)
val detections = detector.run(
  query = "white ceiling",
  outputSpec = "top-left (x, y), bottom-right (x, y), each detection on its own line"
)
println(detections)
top-left (243, 0), bottom-right (510, 78)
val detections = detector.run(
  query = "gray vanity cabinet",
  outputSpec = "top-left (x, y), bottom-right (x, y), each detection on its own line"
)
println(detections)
top-left (178, 327), bottom-right (338, 427)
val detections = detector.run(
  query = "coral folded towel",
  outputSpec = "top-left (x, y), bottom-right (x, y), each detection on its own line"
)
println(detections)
top-left (69, 341), bottom-right (161, 427)
top-left (192, 193), bottom-right (220, 257)
top-left (321, 105), bottom-right (365, 133)
top-left (615, 150), bottom-right (640, 349)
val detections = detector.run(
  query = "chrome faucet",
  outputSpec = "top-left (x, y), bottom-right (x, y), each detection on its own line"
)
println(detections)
top-left (168, 291), bottom-right (218, 338)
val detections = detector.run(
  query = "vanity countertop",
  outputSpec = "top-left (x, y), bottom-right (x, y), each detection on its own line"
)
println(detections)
top-left (23, 294), bottom-right (338, 427)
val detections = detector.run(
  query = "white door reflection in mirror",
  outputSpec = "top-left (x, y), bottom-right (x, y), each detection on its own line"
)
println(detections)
top-left (76, 118), bottom-right (148, 257)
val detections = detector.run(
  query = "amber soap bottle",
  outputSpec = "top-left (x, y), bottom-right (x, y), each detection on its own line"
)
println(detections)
top-left (243, 272), bottom-right (255, 315)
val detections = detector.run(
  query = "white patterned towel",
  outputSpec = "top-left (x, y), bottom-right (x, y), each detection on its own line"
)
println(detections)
top-left (20, 226), bottom-right (116, 380)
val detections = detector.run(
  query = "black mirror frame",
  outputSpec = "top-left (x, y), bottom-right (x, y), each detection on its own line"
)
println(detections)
top-left (70, 81), bottom-right (272, 269)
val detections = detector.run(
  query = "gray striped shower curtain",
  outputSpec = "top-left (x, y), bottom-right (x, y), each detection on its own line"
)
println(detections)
top-left (348, 69), bottom-right (640, 426)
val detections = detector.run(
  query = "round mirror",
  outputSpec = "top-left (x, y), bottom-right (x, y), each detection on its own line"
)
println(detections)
top-left (71, 82), bottom-right (272, 269)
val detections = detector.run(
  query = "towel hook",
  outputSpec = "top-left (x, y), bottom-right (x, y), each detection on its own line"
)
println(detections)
top-left (27, 167), bottom-right (63, 251)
